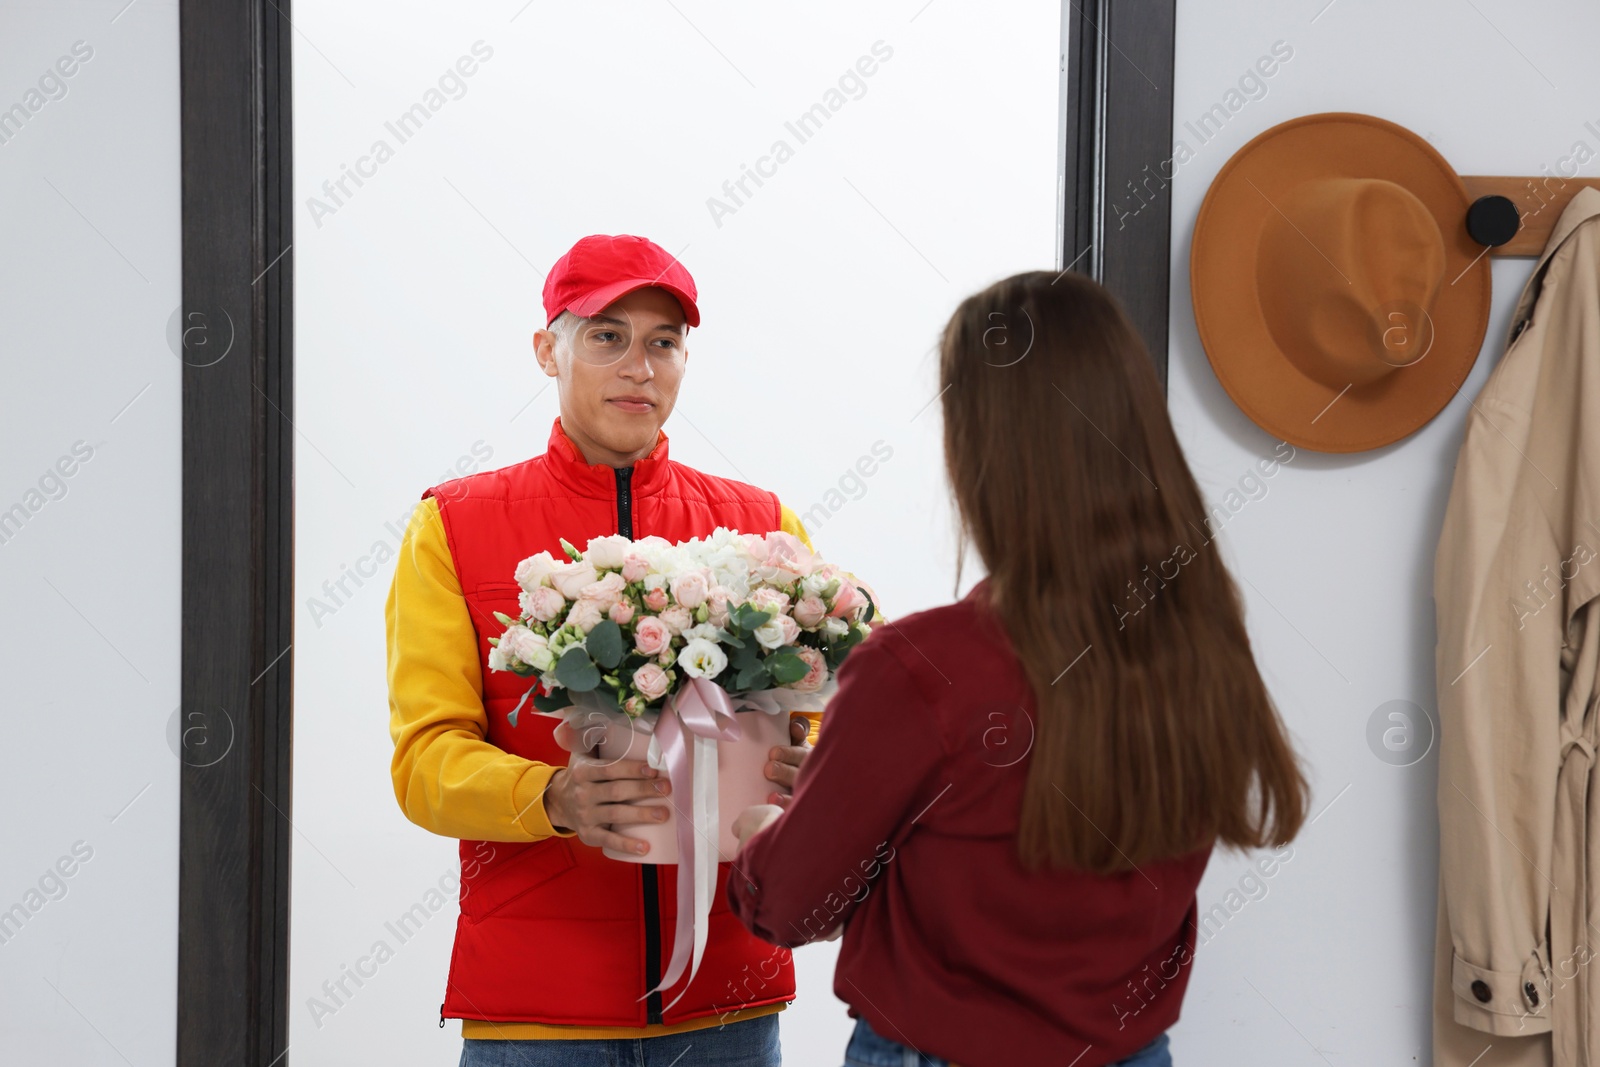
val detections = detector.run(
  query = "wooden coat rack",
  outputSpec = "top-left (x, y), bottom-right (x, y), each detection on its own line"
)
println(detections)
top-left (1461, 176), bottom-right (1600, 255)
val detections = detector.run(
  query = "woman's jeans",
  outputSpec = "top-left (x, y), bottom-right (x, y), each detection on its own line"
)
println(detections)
top-left (842, 1014), bottom-right (1172, 1067)
top-left (458, 1013), bottom-right (781, 1067)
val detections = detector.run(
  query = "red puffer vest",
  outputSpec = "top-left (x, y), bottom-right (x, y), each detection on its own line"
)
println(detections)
top-left (423, 418), bottom-right (796, 1028)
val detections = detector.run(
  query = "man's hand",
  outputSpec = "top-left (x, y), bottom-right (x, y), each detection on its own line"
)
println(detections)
top-left (763, 716), bottom-right (812, 807)
top-left (544, 719), bottom-right (672, 855)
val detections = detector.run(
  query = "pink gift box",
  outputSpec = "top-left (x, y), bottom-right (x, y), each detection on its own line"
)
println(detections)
top-left (592, 708), bottom-right (796, 863)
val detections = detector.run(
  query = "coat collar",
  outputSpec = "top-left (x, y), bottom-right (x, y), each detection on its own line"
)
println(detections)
top-left (1540, 185), bottom-right (1600, 262)
top-left (1507, 186), bottom-right (1600, 349)
top-left (543, 417), bottom-right (672, 499)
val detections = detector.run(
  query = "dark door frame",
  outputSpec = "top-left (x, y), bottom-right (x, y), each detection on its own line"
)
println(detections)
top-left (172, 2), bottom-right (1175, 1061)
top-left (1061, 0), bottom-right (1178, 389)
top-left (176, 1), bottom-right (294, 1063)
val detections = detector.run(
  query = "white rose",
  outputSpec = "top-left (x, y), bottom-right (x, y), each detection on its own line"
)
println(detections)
top-left (583, 534), bottom-right (632, 571)
top-left (820, 617), bottom-right (850, 640)
top-left (679, 637), bottom-right (728, 680)
top-left (488, 645), bottom-right (512, 672)
top-left (515, 551), bottom-right (560, 591)
top-left (753, 614), bottom-right (800, 650)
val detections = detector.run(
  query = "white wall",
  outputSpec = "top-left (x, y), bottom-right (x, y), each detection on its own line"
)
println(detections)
top-left (0, 1), bottom-right (181, 1063)
top-left (7, 1), bottom-right (1580, 1063)
top-left (1166, 1), bottom-right (1598, 1063)
top-left (289, 3), bottom-right (1060, 1064)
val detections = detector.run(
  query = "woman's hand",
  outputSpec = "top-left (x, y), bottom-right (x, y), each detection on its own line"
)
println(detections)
top-left (732, 803), bottom-right (784, 850)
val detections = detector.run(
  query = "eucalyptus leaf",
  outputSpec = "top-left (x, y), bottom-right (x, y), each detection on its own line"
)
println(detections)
top-left (732, 604), bottom-right (773, 632)
top-left (736, 664), bottom-right (771, 691)
top-left (532, 691), bottom-right (572, 714)
top-left (766, 650), bottom-right (808, 686)
top-left (586, 620), bottom-right (624, 669)
top-left (554, 647), bottom-right (601, 692)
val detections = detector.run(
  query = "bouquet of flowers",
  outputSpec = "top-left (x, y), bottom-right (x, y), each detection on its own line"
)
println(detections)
top-left (486, 527), bottom-right (876, 1008)
top-left (488, 528), bottom-right (874, 722)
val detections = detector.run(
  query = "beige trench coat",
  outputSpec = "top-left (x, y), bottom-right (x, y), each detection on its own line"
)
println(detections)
top-left (1434, 184), bottom-right (1600, 1067)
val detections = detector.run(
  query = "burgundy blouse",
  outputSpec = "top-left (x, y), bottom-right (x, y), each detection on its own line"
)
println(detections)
top-left (728, 582), bottom-right (1214, 1067)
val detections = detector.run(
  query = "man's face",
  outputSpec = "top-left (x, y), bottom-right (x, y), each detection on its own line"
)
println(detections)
top-left (533, 286), bottom-right (689, 466)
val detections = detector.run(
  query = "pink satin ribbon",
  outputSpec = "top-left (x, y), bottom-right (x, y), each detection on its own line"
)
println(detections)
top-left (643, 677), bottom-right (744, 1009)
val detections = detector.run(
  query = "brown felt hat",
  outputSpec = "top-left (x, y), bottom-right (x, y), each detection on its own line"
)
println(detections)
top-left (1190, 112), bottom-right (1492, 453)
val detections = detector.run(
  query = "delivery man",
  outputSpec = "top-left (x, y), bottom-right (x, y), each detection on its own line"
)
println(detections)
top-left (385, 234), bottom-right (815, 1065)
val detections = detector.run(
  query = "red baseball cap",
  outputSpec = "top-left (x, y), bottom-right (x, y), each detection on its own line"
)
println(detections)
top-left (542, 234), bottom-right (700, 328)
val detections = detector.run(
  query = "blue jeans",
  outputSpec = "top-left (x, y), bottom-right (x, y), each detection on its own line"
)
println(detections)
top-left (842, 1014), bottom-right (1172, 1067)
top-left (458, 1013), bottom-right (780, 1067)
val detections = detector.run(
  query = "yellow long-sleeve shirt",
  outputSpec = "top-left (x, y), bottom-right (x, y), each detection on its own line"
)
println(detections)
top-left (385, 494), bottom-right (819, 1040)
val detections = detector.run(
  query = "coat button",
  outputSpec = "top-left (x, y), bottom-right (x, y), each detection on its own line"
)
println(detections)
top-left (1472, 980), bottom-right (1492, 1003)
top-left (1525, 981), bottom-right (1540, 1008)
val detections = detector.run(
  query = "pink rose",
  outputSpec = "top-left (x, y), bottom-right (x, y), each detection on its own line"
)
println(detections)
top-left (524, 586), bottom-right (566, 623)
top-left (787, 647), bottom-right (827, 693)
top-left (670, 570), bottom-right (710, 609)
top-left (828, 578), bottom-right (867, 619)
top-left (750, 587), bottom-right (791, 616)
top-left (608, 600), bottom-right (635, 625)
top-left (755, 532), bottom-right (814, 584)
top-left (549, 560), bottom-right (598, 600)
top-left (634, 617), bottom-right (672, 657)
top-left (660, 606), bottom-right (693, 634)
top-left (642, 587), bottom-right (669, 612)
top-left (792, 594), bottom-right (827, 629)
top-left (621, 554), bottom-right (650, 583)
top-left (632, 662), bottom-right (671, 702)
top-left (580, 571), bottom-right (626, 605)
top-left (566, 598), bottom-right (604, 632)
top-left (706, 588), bottom-right (731, 628)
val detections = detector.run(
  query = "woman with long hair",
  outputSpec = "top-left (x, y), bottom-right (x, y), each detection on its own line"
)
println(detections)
top-left (728, 269), bottom-right (1311, 1067)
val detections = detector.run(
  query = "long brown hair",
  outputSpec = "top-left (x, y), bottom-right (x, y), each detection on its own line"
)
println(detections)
top-left (939, 269), bottom-right (1309, 874)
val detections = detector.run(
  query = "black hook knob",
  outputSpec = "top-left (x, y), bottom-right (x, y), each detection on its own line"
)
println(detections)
top-left (1467, 194), bottom-right (1520, 247)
